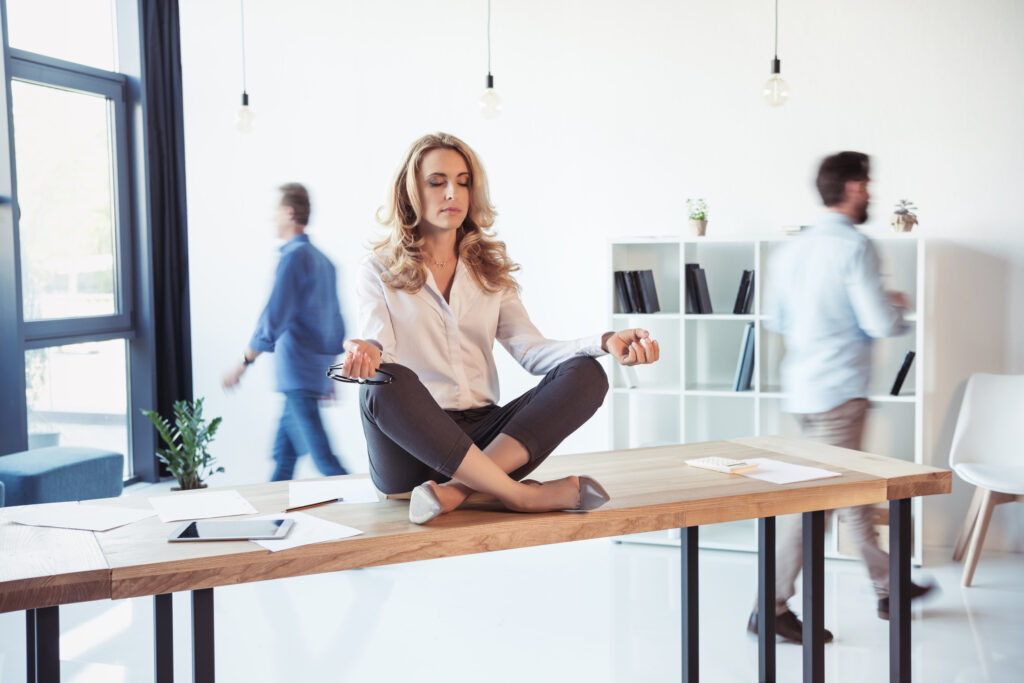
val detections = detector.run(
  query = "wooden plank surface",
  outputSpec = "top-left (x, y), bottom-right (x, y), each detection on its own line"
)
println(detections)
top-left (731, 436), bottom-right (952, 499)
top-left (0, 513), bottom-right (109, 613)
top-left (94, 438), bottom-right (950, 598)
top-left (0, 438), bottom-right (951, 604)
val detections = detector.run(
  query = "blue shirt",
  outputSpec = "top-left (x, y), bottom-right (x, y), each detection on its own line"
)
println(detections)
top-left (249, 234), bottom-right (346, 394)
top-left (764, 212), bottom-right (907, 414)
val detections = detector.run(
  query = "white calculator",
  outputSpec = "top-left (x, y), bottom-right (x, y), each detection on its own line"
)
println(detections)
top-left (685, 456), bottom-right (759, 475)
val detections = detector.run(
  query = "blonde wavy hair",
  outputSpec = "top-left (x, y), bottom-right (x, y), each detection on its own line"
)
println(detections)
top-left (372, 132), bottom-right (520, 294)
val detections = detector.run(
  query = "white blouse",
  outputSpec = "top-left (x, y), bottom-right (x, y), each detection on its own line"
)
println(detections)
top-left (357, 256), bottom-right (606, 411)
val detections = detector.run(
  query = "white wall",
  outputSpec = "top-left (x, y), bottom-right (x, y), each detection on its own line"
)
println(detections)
top-left (180, 0), bottom-right (1024, 551)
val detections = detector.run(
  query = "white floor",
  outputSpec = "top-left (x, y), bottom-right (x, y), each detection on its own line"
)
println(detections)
top-left (1, 536), bottom-right (1022, 682)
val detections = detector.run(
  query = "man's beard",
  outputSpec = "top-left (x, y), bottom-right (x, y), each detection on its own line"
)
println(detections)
top-left (855, 204), bottom-right (869, 225)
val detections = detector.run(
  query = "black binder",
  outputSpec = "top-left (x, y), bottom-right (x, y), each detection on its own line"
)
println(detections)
top-left (685, 264), bottom-right (701, 313)
top-left (890, 351), bottom-right (916, 396)
top-left (623, 271), bottom-right (643, 313)
top-left (733, 270), bottom-right (753, 314)
top-left (636, 270), bottom-right (660, 314)
top-left (613, 271), bottom-right (634, 313)
top-left (694, 267), bottom-right (713, 314)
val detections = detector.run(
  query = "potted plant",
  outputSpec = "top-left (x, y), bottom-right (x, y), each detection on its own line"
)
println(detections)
top-left (891, 199), bottom-right (918, 233)
top-left (687, 198), bottom-right (708, 236)
top-left (142, 398), bottom-right (224, 490)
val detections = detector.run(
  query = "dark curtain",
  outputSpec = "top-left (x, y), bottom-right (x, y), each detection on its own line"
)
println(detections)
top-left (141, 0), bottom-right (193, 472)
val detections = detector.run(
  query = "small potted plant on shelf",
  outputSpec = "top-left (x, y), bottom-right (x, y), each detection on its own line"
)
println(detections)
top-left (142, 398), bottom-right (224, 490)
top-left (687, 198), bottom-right (708, 236)
top-left (891, 199), bottom-right (918, 233)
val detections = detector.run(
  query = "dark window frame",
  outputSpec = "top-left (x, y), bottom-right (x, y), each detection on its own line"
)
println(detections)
top-left (0, 0), bottom-right (158, 483)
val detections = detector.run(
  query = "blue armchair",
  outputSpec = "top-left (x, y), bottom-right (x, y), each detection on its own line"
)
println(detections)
top-left (0, 446), bottom-right (123, 507)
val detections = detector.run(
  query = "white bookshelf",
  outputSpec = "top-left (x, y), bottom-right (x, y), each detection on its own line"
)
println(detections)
top-left (609, 234), bottom-right (926, 564)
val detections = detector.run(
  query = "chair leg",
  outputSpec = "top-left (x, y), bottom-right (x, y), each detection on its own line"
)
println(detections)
top-left (961, 488), bottom-right (997, 587)
top-left (953, 487), bottom-right (984, 562)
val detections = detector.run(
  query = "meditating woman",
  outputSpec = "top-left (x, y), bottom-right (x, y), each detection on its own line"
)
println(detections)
top-left (338, 132), bottom-right (659, 524)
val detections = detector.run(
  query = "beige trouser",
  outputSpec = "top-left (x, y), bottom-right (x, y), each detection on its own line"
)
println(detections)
top-left (773, 398), bottom-right (890, 614)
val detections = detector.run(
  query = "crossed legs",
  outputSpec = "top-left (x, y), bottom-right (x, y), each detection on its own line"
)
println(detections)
top-left (360, 358), bottom-right (608, 519)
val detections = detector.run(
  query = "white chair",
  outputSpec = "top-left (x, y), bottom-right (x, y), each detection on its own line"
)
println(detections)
top-left (949, 373), bottom-right (1024, 586)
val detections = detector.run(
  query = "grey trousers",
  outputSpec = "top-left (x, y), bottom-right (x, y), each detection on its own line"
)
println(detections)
top-left (360, 357), bottom-right (609, 495)
top-left (774, 398), bottom-right (890, 614)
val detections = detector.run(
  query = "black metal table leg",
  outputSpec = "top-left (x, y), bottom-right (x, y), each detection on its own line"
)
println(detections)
top-left (681, 526), bottom-right (699, 683)
top-left (26, 610), bottom-right (35, 683)
top-left (889, 498), bottom-right (911, 683)
top-left (192, 588), bottom-right (214, 683)
top-left (758, 517), bottom-right (776, 683)
top-left (155, 593), bottom-right (173, 683)
top-left (802, 511), bottom-right (825, 683)
top-left (26, 606), bottom-right (60, 683)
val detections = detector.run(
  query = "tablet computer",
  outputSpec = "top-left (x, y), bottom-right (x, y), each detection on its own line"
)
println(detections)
top-left (168, 518), bottom-right (294, 542)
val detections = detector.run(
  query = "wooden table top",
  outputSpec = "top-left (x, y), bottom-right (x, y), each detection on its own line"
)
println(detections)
top-left (0, 512), bottom-right (110, 613)
top-left (1, 436), bottom-right (951, 609)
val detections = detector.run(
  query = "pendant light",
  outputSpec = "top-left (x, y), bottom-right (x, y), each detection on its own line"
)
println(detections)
top-left (234, 0), bottom-right (255, 132)
top-left (762, 0), bottom-right (789, 107)
top-left (479, 0), bottom-right (502, 119)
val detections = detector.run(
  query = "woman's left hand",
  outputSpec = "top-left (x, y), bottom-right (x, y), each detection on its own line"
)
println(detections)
top-left (603, 328), bottom-right (660, 366)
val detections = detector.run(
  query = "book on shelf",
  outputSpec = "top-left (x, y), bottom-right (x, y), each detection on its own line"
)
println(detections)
top-left (694, 267), bottom-right (713, 314)
top-left (613, 269), bottom-right (661, 314)
top-left (733, 270), bottom-right (755, 314)
top-left (613, 271), bottom-right (634, 313)
top-left (621, 270), bottom-right (643, 313)
top-left (742, 273), bottom-right (755, 314)
top-left (890, 350), bottom-right (916, 396)
top-left (685, 264), bottom-right (700, 313)
top-left (685, 263), bottom-right (713, 314)
top-left (636, 270), bottom-right (660, 314)
top-left (733, 322), bottom-right (755, 391)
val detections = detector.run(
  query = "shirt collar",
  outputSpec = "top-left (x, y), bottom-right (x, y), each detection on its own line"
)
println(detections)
top-left (280, 233), bottom-right (310, 253)
top-left (814, 211), bottom-right (856, 231)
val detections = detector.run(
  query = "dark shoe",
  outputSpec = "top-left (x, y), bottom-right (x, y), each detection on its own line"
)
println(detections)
top-left (877, 581), bottom-right (938, 620)
top-left (747, 610), bottom-right (834, 644)
top-left (572, 475), bottom-right (610, 511)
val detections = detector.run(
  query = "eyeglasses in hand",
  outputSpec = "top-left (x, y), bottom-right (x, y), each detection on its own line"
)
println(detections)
top-left (326, 362), bottom-right (394, 385)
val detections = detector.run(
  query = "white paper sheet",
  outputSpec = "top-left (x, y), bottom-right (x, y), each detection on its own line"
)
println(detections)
top-left (252, 512), bottom-right (363, 552)
top-left (4, 502), bottom-right (156, 531)
top-left (148, 489), bottom-right (257, 523)
top-left (741, 458), bottom-right (843, 485)
top-left (287, 479), bottom-right (380, 509)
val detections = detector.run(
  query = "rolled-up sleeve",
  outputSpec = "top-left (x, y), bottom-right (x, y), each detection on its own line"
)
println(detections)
top-left (495, 288), bottom-right (604, 375)
top-left (846, 241), bottom-right (907, 338)
top-left (356, 259), bottom-right (399, 363)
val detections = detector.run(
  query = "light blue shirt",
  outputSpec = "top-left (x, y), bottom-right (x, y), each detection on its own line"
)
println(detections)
top-left (764, 212), bottom-right (907, 414)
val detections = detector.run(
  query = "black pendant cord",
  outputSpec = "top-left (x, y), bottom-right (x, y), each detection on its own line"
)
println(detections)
top-left (772, 0), bottom-right (781, 74)
top-left (486, 0), bottom-right (493, 82)
top-left (239, 0), bottom-right (248, 100)
top-left (774, 0), bottom-right (779, 61)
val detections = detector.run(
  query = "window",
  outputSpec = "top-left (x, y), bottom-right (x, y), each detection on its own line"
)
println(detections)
top-left (5, 0), bottom-right (116, 71)
top-left (0, 1), bottom-right (157, 482)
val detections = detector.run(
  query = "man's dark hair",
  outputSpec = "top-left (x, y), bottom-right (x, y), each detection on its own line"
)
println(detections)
top-left (279, 183), bottom-right (311, 226)
top-left (816, 152), bottom-right (870, 207)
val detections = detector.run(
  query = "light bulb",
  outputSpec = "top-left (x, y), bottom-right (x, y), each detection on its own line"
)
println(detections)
top-left (762, 74), bottom-right (789, 106)
top-left (234, 92), bottom-right (255, 132)
top-left (762, 58), bottom-right (789, 107)
top-left (479, 74), bottom-right (501, 119)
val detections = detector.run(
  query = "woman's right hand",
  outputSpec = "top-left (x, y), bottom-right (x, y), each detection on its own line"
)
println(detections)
top-left (341, 339), bottom-right (383, 379)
